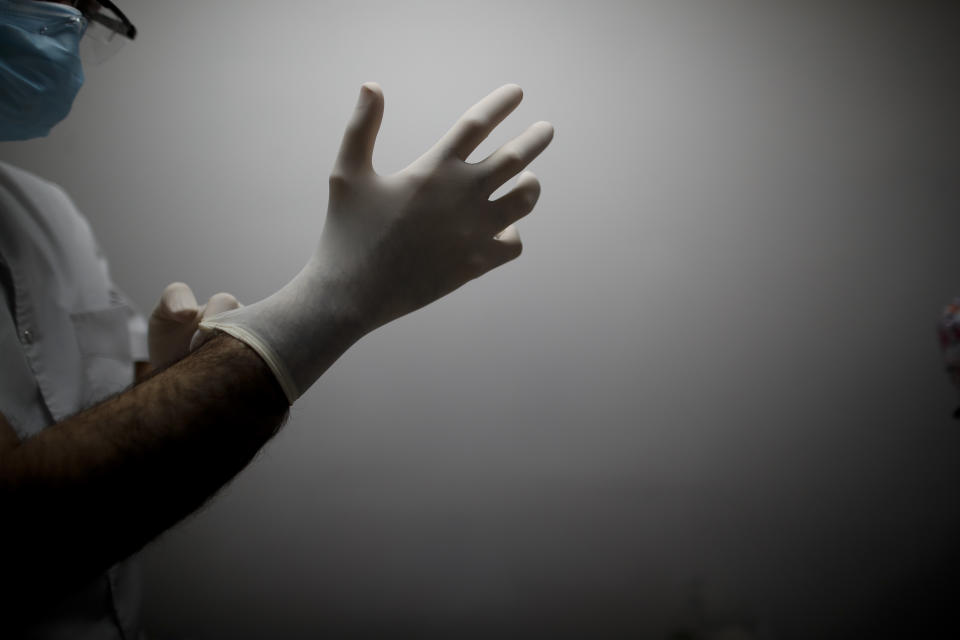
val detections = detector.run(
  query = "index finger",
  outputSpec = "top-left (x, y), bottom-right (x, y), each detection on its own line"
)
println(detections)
top-left (434, 84), bottom-right (524, 161)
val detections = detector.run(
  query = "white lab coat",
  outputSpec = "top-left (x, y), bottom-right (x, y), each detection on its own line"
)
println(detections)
top-left (0, 161), bottom-right (147, 639)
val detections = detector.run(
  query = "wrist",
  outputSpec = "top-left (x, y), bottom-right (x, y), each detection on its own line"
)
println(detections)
top-left (292, 258), bottom-right (373, 340)
top-left (197, 263), bottom-right (369, 403)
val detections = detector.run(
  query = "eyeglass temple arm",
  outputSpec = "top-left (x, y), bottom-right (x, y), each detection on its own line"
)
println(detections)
top-left (91, 0), bottom-right (137, 40)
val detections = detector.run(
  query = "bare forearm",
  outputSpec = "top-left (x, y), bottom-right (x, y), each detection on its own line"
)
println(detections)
top-left (134, 359), bottom-right (153, 384)
top-left (0, 333), bottom-right (288, 604)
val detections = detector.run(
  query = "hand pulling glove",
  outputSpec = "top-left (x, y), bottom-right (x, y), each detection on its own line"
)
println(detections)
top-left (149, 282), bottom-right (240, 370)
top-left (196, 82), bottom-right (554, 404)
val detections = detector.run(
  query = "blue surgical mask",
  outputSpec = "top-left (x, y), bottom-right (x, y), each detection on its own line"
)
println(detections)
top-left (0, 0), bottom-right (87, 141)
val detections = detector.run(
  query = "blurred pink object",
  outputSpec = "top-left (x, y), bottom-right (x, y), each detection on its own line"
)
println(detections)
top-left (937, 299), bottom-right (960, 418)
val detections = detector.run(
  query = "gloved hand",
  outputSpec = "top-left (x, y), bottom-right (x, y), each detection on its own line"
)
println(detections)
top-left (149, 282), bottom-right (241, 370)
top-left (197, 82), bottom-right (555, 403)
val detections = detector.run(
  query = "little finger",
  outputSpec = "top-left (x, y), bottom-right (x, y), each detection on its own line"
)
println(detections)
top-left (487, 223), bottom-right (524, 268)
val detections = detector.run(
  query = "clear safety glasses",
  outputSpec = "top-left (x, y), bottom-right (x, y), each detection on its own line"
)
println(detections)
top-left (67, 0), bottom-right (137, 64)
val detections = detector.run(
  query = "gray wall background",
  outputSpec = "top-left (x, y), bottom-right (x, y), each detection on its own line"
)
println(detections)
top-left (2, 0), bottom-right (959, 637)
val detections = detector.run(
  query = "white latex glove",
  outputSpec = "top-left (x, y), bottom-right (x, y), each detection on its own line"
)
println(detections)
top-left (197, 82), bottom-right (555, 403)
top-left (148, 282), bottom-right (241, 370)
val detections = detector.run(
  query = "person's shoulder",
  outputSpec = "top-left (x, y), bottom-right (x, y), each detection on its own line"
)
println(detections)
top-left (0, 160), bottom-right (82, 220)
top-left (0, 160), bottom-right (66, 199)
top-left (0, 160), bottom-right (93, 246)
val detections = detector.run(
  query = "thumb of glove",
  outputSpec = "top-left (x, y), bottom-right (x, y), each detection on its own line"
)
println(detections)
top-left (149, 282), bottom-right (201, 369)
top-left (333, 82), bottom-right (384, 176)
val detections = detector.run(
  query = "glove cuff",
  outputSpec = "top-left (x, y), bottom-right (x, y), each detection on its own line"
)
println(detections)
top-left (197, 320), bottom-right (299, 405)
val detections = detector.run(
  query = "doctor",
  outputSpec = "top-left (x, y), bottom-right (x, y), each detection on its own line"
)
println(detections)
top-left (0, 0), bottom-right (554, 637)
